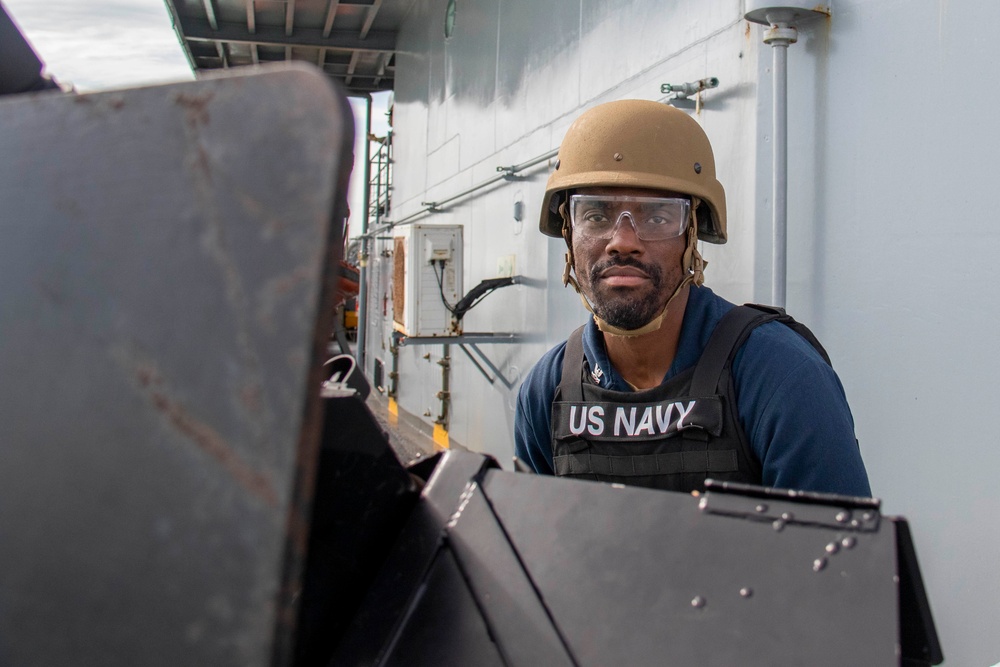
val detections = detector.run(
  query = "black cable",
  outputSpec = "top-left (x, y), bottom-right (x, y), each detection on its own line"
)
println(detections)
top-left (432, 260), bottom-right (520, 323)
top-left (431, 259), bottom-right (459, 315)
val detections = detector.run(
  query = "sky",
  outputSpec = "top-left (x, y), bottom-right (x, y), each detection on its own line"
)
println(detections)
top-left (4, 0), bottom-right (194, 92)
top-left (4, 0), bottom-right (389, 238)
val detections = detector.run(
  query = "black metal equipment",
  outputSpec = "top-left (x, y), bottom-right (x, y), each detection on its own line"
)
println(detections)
top-left (330, 445), bottom-right (943, 667)
top-left (0, 63), bottom-right (353, 666)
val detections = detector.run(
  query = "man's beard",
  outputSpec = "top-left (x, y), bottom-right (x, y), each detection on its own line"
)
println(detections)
top-left (584, 256), bottom-right (675, 330)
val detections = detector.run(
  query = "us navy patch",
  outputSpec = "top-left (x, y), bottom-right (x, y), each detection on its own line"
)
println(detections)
top-left (552, 396), bottom-right (724, 443)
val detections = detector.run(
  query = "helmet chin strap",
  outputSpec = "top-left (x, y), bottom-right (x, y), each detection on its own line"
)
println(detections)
top-left (561, 197), bottom-right (707, 338)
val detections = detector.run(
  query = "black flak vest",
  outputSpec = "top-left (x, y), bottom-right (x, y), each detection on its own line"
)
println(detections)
top-left (550, 304), bottom-right (831, 493)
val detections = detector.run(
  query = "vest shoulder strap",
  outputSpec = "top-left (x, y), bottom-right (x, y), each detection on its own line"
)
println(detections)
top-left (744, 303), bottom-right (832, 366)
top-left (556, 325), bottom-right (586, 402)
top-left (689, 303), bottom-right (832, 397)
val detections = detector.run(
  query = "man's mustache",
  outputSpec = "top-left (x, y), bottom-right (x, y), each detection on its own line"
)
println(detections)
top-left (589, 256), bottom-right (663, 285)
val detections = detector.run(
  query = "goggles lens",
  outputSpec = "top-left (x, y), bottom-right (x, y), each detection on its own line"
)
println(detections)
top-left (569, 194), bottom-right (691, 241)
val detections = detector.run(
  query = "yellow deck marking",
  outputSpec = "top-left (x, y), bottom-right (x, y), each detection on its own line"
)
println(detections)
top-left (433, 423), bottom-right (450, 449)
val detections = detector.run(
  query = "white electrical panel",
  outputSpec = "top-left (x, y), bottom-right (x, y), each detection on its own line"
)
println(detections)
top-left (400, 225), bottom-right (463, 337)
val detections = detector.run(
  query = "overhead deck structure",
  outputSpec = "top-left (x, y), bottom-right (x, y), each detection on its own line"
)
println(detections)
top-left (165, 0), bottom-right (415, 95)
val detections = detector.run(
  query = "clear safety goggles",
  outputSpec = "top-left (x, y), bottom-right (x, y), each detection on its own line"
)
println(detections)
top-left (569, 194), bottom-right (691, 241)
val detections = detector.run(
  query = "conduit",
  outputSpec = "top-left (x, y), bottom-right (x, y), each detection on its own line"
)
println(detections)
top-left (361, 147), bottom-right (559, 239)
top-left (745, 2), bottom-right (830, 308)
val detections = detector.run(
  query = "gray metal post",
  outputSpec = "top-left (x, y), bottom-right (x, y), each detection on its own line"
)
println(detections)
top-left (745, 2), bottom-right (830, 309)
top-left (356, 94), bottom-right (372, 370)
top-left (772, 34), bottom-right (789, 308)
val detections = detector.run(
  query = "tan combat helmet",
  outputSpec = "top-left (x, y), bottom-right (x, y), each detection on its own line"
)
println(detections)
top-left (542, 99), bottom-right (728, 336)
top-left (541, 99), bottom-right (726, 243)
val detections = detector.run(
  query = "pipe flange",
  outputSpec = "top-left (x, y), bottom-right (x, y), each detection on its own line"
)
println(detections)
top-left (763, 25), bottom-right (798, 44)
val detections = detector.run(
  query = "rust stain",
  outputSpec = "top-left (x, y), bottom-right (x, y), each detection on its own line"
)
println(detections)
top-left (109, 97), bottom-right (125, 110)
top-left (745, 21), bottom-right (752, 39)
top-left (240, 383), bottom-right (264, 413)
top-left (136, 362), bottom-right (279, 507)
top-left (194, 143), bottom-right (214, 184)
top-left (174, 91), bottom-right (214, 127)
top-left (272, 266), bottom-right (312, 296)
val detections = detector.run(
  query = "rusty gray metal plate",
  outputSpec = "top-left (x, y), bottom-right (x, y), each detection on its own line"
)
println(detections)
top-left (0, 64), bottom-right (350, 666)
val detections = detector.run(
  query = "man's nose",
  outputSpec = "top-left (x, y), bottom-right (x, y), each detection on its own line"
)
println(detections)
top-left (605, 212), bottom-right (644, 254)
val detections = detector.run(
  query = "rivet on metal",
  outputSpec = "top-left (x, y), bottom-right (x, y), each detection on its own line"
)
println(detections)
top-left (780, 512), bottom-right (794, 521)
top-left (841, 536), bottom-right (857, 549)
top-left (813, 558), bottom-right (828, 572)
top-left (698, 497), bottom-right (708, 511)
top-left (554, 159), bottom-right (560, 170)
top-left (691, 596), bottom-right (706, 608)
top-left (772, 519), bottom-right (785, 532)
top-left (694, 162), bottom-right (702, 174)
top-left (835, 511), bottom-right (850, 523)
top-left (825, 542), bottom-right (840, 555)
top-left (862, 511), bottom-right (874, 521)
top-left (613, 152), bottom-right (623, 161)
top-left (739, 587), bottom-right (753, 598)
top-left (755, 503), bottom-right (768, 513)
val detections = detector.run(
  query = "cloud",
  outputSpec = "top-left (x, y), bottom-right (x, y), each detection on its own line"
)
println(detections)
top-left (4, 0), bottom-right (193, 92)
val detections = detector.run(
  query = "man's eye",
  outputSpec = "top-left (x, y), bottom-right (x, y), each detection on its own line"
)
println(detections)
top-left (583, 212), bottom-right (611, 225)
top-left (645, 215), bottom-right (672, 226)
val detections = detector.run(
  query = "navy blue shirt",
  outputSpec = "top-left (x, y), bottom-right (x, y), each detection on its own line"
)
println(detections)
top-left (514, 286), bottom-right (871, 496)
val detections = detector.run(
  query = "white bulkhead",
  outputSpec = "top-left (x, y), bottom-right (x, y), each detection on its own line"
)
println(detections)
top-left (357, 1), bottom-right (1000, 663)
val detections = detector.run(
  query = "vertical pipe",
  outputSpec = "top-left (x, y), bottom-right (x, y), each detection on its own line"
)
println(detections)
top-left (772, 39), bottom-right (789, 309)
top-left (356, 94), bottom-right (373, 370)
top-left (438, 344), bottom-right (451, 430)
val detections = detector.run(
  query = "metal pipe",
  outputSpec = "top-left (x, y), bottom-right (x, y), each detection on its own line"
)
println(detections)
top-left (772, 34), bottom-right (789, 308)
top-left (356, 93), bottom-right (372, 369)
top-left (360, 147), bottom-right (559, 239)
top-left (437, 344), bottom-right (451, 431)
top-left (746, 2), bottom-right (829, 307)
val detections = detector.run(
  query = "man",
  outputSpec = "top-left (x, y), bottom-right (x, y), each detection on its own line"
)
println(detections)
top-left (514, 100), bottom-right (870, 496)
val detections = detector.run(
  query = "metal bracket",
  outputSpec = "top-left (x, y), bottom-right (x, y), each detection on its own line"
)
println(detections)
top-left (661, 77), bottom-right (719, 110)
top-left (457, 343), bottom-right (515, 390)
top-left (393, 332), bottom-right (522, 346)
top-left (660, 77), bottom-right (719, 99)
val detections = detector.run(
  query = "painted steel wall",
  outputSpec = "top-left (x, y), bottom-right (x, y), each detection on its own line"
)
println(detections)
top-left (362, 1), bottom-right (1000, 663)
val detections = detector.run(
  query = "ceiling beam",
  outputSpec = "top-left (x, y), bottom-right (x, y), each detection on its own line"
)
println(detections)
top-left (359, 0), bottom-right (383, 40)
top-left (373, 51), bottom-right (386, 87)
top-left (215, 41), bottom-right (228, 67)
top-left (344, 50), bottom-right (360, 85)
top-left (201, 0), bottom-right (219, 30)
top-left (246, 0), bottom-right (255, 33)
top-left (323, 0), bottom-right (340, 37)
top-left (285, 0), bottom-right (295, 37)
top-left (179, 16), bottom-right (395, 52)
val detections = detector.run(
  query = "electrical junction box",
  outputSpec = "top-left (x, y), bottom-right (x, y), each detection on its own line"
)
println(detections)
top-left (397, 224), bottom-right (463, 337)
